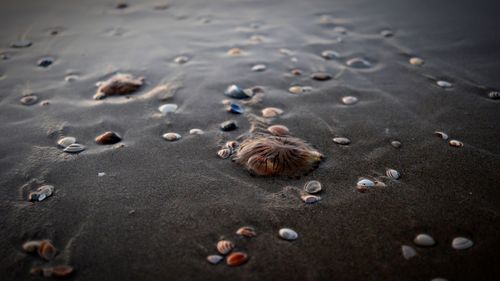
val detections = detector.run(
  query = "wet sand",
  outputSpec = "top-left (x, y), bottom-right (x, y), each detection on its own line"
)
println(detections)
top-left (1, 0), bottom-right (499, 280)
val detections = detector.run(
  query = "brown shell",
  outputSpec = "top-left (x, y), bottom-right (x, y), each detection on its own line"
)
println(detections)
top-left (226, 252), bottom-right (248, 266)
top-left (261, 107), bottom-right (284, 118)
top-left (267, 125), bottom-right (290, 136)
top-left (216, 240), bottom-right (234, 255)
top-left (236, 226), bottom-right (256, 238)
top-left (51, 265), bottom-right (75, 278)
top-left (449, 139), bottom-right (463, 147)
top-left (95, 131), bottom-right (122, 145)
top-left (22, 240), bottom-right (42, 253)
top-left (38, 240), bottom-right (57, 261)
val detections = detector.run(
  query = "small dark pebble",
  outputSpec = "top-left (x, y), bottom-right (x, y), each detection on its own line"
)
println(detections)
top-left (20, 95), bottom-right (38, 105)
top-left (116, 2), bottom-right (128, 9)
top-left (37, 57), bottom-right (54, 68)
top-left (11, 40), bottom-right (32, 48)
top-left (95, 131), bottom-right (122, 145)
top-left (220, 120), bottom-right (238, 131)
top-left (311, 72), bottom-right (332, 81)
top-left (226, 102), bottom-right (244, 114)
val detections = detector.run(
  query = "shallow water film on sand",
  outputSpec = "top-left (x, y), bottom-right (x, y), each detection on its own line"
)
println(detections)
top-left (1, 0), bottom-right (499, 280)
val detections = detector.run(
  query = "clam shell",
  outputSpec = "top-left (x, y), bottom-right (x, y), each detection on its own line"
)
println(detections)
top-left (304, 180), bottom-right (322, 194)
top-left (267, 125), bottom-right (289, 136)
top-left (57, 137), bottom-right (76, 148)
top-left (434, 131), bottom-right (449, 140)
top-left (279, 228), bottom-right (298, 241)
top-left (346, 58), bottom-right (372, 68)
top-left (413, 234), bottom-right (436, 247)
top-left (189, 128), bottom-right (204, 135)
top-left (321, 50), bottom-right (340, 60)
top-left (301, 194), bottom-right (321, 204)
top-left (224, 85), bottom-right (250, 99)
top-left (227, 48), bottom-right (242, 56)
top-left (11, 40), bottom-right (32, 48)
top-left (333, 137), bottom-right (351, 145)
top-left (451, 237), bottom-right (473, 250)
top-left (226, 252), bottom-right (248, 266)
top-left (95, 131), bottom-right (122, 145)
top-left (436, 80), bottom-right (452, 88)
top-left (50, 266), bottom-right (74, 278)
top-left (409, 57), bottom-right (424, 66)
top-left (236, 226), bottom-right (256, 237)
top-left (220, 120), bottom-right (238, 131)
top-left (224, 141), bottom-right (239, 150)
top-left (288, 86), bottom-right (303, 94)
top-left (174, 56), bottom-right (189, 64)
top-left (217, 148), bottom-right (232, 159)
top-left (252, 64), bottom-right (266, 72)
top-left (357, 179), bottom-right (374, 192)
top-left (341, 96), bottom-right (358, 105)
top-left (380, 29), bottom-right (394, 37)
top-left (386, 169), bottom-right (400, 180)
top-left (448, 139), bottom-right (463, 147)
top-left (38, 240), bottom-right (57, 261)
top-left (216, 240), bottom-right (234, 255)
top-left (262, 107), bottom-right (284, 118)
top-left (206, 254), bottom-right (223, 265)
top-left (158, 103), bottom-right (178, 114)
top-left (226, 102), bottom-right (244, 114)
top-left (28, 185), bottom-right (55, 202)
top-left (63, 143), bottom-right (85, 153)
top-left (311, 72), bottom-right (332, 81)
top-left (391, 140), bottom-right (402, 148)
top-left (22, 240), bottom-right (42, 252)
top-left (20, 95), bottom-right (38, 105)
top-left (401, 245), bottom-right (417, 260)
top-left (290, 69), bottom-right (302, 75)
top-left (488, 91), bottom-right (500, 100)
top-left (162, 132), bottom-right (181, 141)
top-left (374, 181), bottom-right (386, 187)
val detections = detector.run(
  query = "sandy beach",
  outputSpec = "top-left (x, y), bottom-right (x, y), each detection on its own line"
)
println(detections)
top-left (1, 0), bottom-right (499, 280)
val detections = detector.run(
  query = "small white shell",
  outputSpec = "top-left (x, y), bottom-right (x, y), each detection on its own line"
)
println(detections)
top-left (279, 228), bottom-right (298, 241)
top-left (413, 234), bottom-right (436, 247)
top-left (391, 140), bottom-right (402, 148)
top-left (251, 64), bottom-right (266, 72)
top-left (304, 180), bottom-right (322, 194)
top-left (409, 57), bottom-right (424, 66)
top-left (174, 56), bottom-right (189, 64)
top-left (288, 86), bottom-right (303, 94)
top-left (63, 143), bottom-right (85, 153)
top-left (357, 179), bottom-right (374, 188)
top-left (333, 137), bottom-right (351, 145)
top-left (341, 96), bottom-right (358, 105)
top-left (22, 240), bottom-right (42, 252)
top-left (261, 107), bottom-right (284, 118)
top-left (57, 137), bottom-right (76, 148)
top-left (189, 128), bottom-right (204, 135)
top-left (158, 103), bottom-right (178, 114)
top-left (401, 245), bottom-right (417, 260)
top-left (216, 240), bottom-right (234, 255)
top-left (488, 91), bottom-right (500, 100)
top-left (436, 80), bottom-right (452, 88)
top-left (386, 169), bottom-right (401, 180)
top-left (451, 237), bottom-right (473, 250)
top-left (206, 254), bottom-right (223, 265)
top-left (301, 194), bottom-right (321, 204)
top-left (449, 139), bottom-right (463, 148)
top-left (217, 148), bottom-right (232, 159)
top-left (162, 132), bottom-right (181, 141)
top-left (346, 58), bottom-right (372, 68)
top-left (434, 131), bottom-right (449, 140)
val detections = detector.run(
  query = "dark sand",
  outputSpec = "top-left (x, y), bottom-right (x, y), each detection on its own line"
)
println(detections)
top-left (1, 0), bottom-right (500, 280)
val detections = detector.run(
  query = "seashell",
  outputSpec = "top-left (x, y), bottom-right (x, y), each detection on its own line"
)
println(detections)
top-left (98, 172), bottom-right (106, 177)
top-left (267, 125), bottom-right (289, 136)
top-left (302, 86), bottom-right (313, 92)
top-left (434, 131), bottom-right (449, 140)
top-left (216, 240), bottom-right (234, 255)
top-left (401, 245), bottom-right (417, 260)
top-left (391, 140), bottom-right (402, 148)
top-left (220, 120), bottom-right (238, 131)
top-left (189, 128), bottom-right (204, 135)
top-left (333, 137), bottom-right (350, 145)
top-left (311, 72), bottom-right (332, 81)
top-left (217, 148), bottom-right (232, 159)
top-left (158, 103), bottom-right (178, 114)
top-left (65, 74), bottom-right (79, 82)
top-left (304, 180), bottom-right (322, 194)
top-left (288, 86), bottom-right (303, 94)
top-left (251, 64), bottom-right (266, 72)
top-left (386, 169), bottom-right (401, 180)
top-left (227, 48), bottom-right (242, 56)
top-left (409, 57), bottom-right (424, 66)
top-left (226, 102), bottom-right (244, 114)
top-left (236, 226), bottom-right (256, 237)
top-left (374, 181), bottom-right (386, 188)
top-left (488, 91), bottom-right (500, 100)
top-left (95, 131), bottom-right (122, 145)
top-left (20, 94), bottom-right (38, 105)
top-left (38, 240), bottom-right (57, 261)
top-left (321, 50), bottom-right (340, 60)
top-left (28, 185), bottom-right (54, 202)
top-left (206, 254), bottom-right (223, 265)
top-left (301, 194), bottom-right (321, 204)
top-left (226, 252), bottom-right (248, 266)
top-left (413, 234), bottom-right (436, 247)
top-left (11, 40), bottom-right (32, 48)
top-left (448, 139), bottom-right (463, 148)
top-left (451, 237), bottom-right (473, 250)
top-left (290, 69), bottom-right (302, 76)
top-left (436, 80), bottom-right (452, 88)
top-left (22, 240), bottom-right (42, 252)
top-left (279, 228), bottom-right (298, 241)
top-left (37, 57), bottom-right (54, 68)
top-left (224, 141), bottom-right (239, 150)
top-left (94, 73), bottom-right (144, 100)
top-left (356, 179), bottom-right (374, 192)
top-left (346, 58), bottom-right (372, 68)
top-left (162, 132), bottom-right (181, 141)
top-left (262, 107), bottom-right (284, 118)
top-left (224, 84), bottom-right (252, 99)
top-left (57, 137), bottom-right (76, 148)
top-left (234, 135), bottom-right (323, 177)
top-left (341, 96), bottom-right (358, 105)
top-left (380, 29), bottom-right (394, 37)
top-left (63, 143), bottom-right (85, 153)
top-left (174, 56), bottom-right (189, 64)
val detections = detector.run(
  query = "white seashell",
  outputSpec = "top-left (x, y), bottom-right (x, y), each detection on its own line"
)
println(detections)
top-left (217, 148), bottom-right (232, 159)
top-left (206, 254), bottom-right (223, 264)
top-left (98, 172), bottom-right (106, 177)
top-left (488, 91), bottom-right (500, 100)
top-left (57, 137), bottom-right (76, 148)
top-left (158, 103), bottom-right (178, 114)
top-left (279, 228), bottom-right (298, 241)
top-left (288, 86), bottom-right (303, 94)
top-left (341, 96), bottom-right (358, 105)
top-left (333, 137), bottom-right (351, 145)
top-left (448, 139), bottom-right (463, 148)
top-left (346, 58), bottom-right (372, 68)
top-left (434, 131), bottom-right (449, 140)
top-left (380, 29), bottom-right (394, 37)
top-left (391, 140), bottom-right (402, 148)
top-left (436, 80), bottom-right (452, 88)
top-left (409, 57), bottom-right (424, 66)
top-left (386, 169), bottom-right (401, 179)
top-left (63, 143), bottom-right (85, 153)
top-left (162, 132), bottom-right (181, 141)
top-left (401, 245), bottom-right (417, 260)
top-left (301, 194), bottom-right (321, 204)
top-left (261, 107), bottom-right (284, 118)
top-left (321, 50), bottom-right (340, 59)
top-left (174, 56), bottom-right (189, 64)
top-left (189, 128), bottom-right (204, 135)
top-left (304, 180), bottom-right (322, 194)
top-left (251, 64), bottom-right (266, 72)
top-left (451, 237), bottom-right (473, 250)
top-left (357, 179), bottom-right (374, 188)
top-left (216, 240), bottom-right (234, 255)
top-left (22, 240), bottom-right (42, 252)
top-left (413, 234), bottom-right (436, 247)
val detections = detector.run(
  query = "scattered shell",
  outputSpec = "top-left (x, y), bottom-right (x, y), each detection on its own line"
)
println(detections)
top-left (252, 64), bottom-right (266, 72)
top-left (98, 172), bottom-right (106, 177)
top-left (279, 228), bottom-right (298, 241)
top-left (63, 143), bottom-right (85, 153)
top-left (311, 72), bottom-right (332, 81)
top-left (262, 107), bottom-right (284, 118)
top-left (236, 226), bottom-right (256, 237)
top-left (162, 132), bottom-right (181, 141)
top-left (224, 84), bottom-right (252, 99)
top-left (226, 102), bottom-right (244, 114)
top-left (31, 266), bottom-right (74, 278)
top-left (356, 179), bottom-right (374, 192)
top-left (20, 95), bottom-right (38, 105)
top-left (346, 58), bottom-right (372, 68)
top-left (217, 148), bottom-right (232, 159)
top-left (434, 131), bottom-right (449, 140)
top-left (22, 241), bottom-right (42, 253)
top-left (391, 140), bottom-right (402, 148)
top-left (206, 255), bottom-right (223, 265)
top-left (267, 125), bottom-right (289, 136)
top-left (57, 137), bottom-right (76, 148)
top-left (226, 252), bottom-right (248, 266)
top-left (488, 91), bottom-right (500, 100)
top-left (288, 86), bottom-right (303, 94)
top-left (174, 56), bottom-right (189, 64)
top-left (290, 69), bottom-right (302, 76)
top-left (341, 96), bottom-right (358, 105)
top-left (321, 50), bottom-right (340, 60)
top-left (333, 137), bottom-right (351, 145)
top-left (224, 141), bottom-right (239, 150)
top-left (37, 57), bottom-right (54, 68)
top-left (436, 80), bottom-right (452, 88)
top-left (65, 74), bottom-right (79, 82)
top-left (301, 194), bottom-right (321, 204)
top-left (304, 180), bottom-right (322, 194)
top-left (189, 128), bottom-right (204, 135)
top-left (216, 240), bottom-right (234, 255)
top-left (380, 29), bottom-right (394, 37)
top-left (401, 245), bottom-right (417, 260)
top-left (386, 169), bottom-right (401, 180)
top-left (11, 40), bottom-right (32, 48)
top-left (451, 237), bottom-right (473, 250)
top-left (374, 181), bottom-right (386, 188)
top-left (158, 103), bottom-right (178, 114)
top-left (220, 120), bottom-right (238, 131)
top-left (28, 185), bottom-right (54, 202)
top-left (413, 234), bottom-right (436, 247)
top-left (95, 131), bottom-right (122, 145)
top-left (227, 48), bottom-right (242, 56)
top-left (448, 139), bottom-right (463, 148)
top-left (38, 240), bottom-right (57, 261)
top-left (409, 57), bottom-right (424, 66)
top-left (94, 73), bottom-right (144, 100)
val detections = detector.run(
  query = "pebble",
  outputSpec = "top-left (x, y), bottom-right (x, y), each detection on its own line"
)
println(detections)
top-left (333, 137), bottom-right (351, 145)
top-left (174, 56), bottom-right (189, 64)
top-left (391, 141), bottom-right (402, 148)
top-left (158, 103), bottom-right (178, 114)
top-left (342, 96), bottom-right (358, 105)
top-left (28, 185), bottom-right (55, 202)
top-left (11, 40), bottom-right (32, 48)
top-left (162, 132), bottom-right (181, 141)
top-left (226, 252), bottom-right (248, 266)
top-left (95, 131), bottom-right (122, 145)
top-left (224, 84), bottom-right (252, 99)
top-left (301, 194), bottom-right (321, 204)
top-left (409, 57), bottom-right (424, 66)
top-left (386, 168), bottom-right (401, 180)
top-left (216, 240), bottom-right (234, 255)
top-left (449, 139), bottom-right (463, 148)
top-left (488, 91), bottom-right (500, 100)
top-left (290, 69), bottom-right (302, 76)
top-left (63, 143), bottom-right (85, 153)
top-left (20, 95), bottom-right (38, 105)
top-left (288, 86), bottom-right (303, 94)
top-left (321, 50), bottom-right (340, 60)
top-left (452, 237), bottom-right (473, 250)
top-left (236, 226), bottom-right (256, 237)
top-left (226, 102), bottom-right (244, 114)
top-left (380, 29), bottom-right (394, 37)
top-left (37, 57), bottom-right (54, 68)
top-left (220, 120), bottom-right (238, 131)
top-left (304, 180), bottom-right (322, 194)
top-left (262, 107), bottom-right (284, 118)
top-left (356, 179), bottom-right (375, 192)
top-left (401, 245), bottom-right (417, 260)
top-left (346, 58), bottom-right (372, 68)
top-left (279, 228), bottom-right (298, 241)
top-left (206, 255), bottom-right (223, 265)
top-left (227, 48), bottom-right (242, 56)
top-left (189, 128), bottom-right (204, 135)
top-left (436, 80), bottom-right (452, 88)
top-left (38, 240), bottom-right (57, 261)
top-left (311, 72), bottom-right (332, 81)
top-left (116, 2), bottom-right (128, 9)
top-left (217, 148), bottom-right (232, 159)
top-left (267, 125), bottom-right (289, 136)
top-left (98, 172), bottom-right (106, 177)
top-left (434, 131), bottom-right (449, 140)
top-left (413, 234), bottom-right (436, 247)
top-left (252, 64), bottom-right (266, 72)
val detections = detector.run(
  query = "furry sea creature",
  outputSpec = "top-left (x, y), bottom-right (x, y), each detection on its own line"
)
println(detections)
top-left (94, 73), bottom-right (144, 100)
